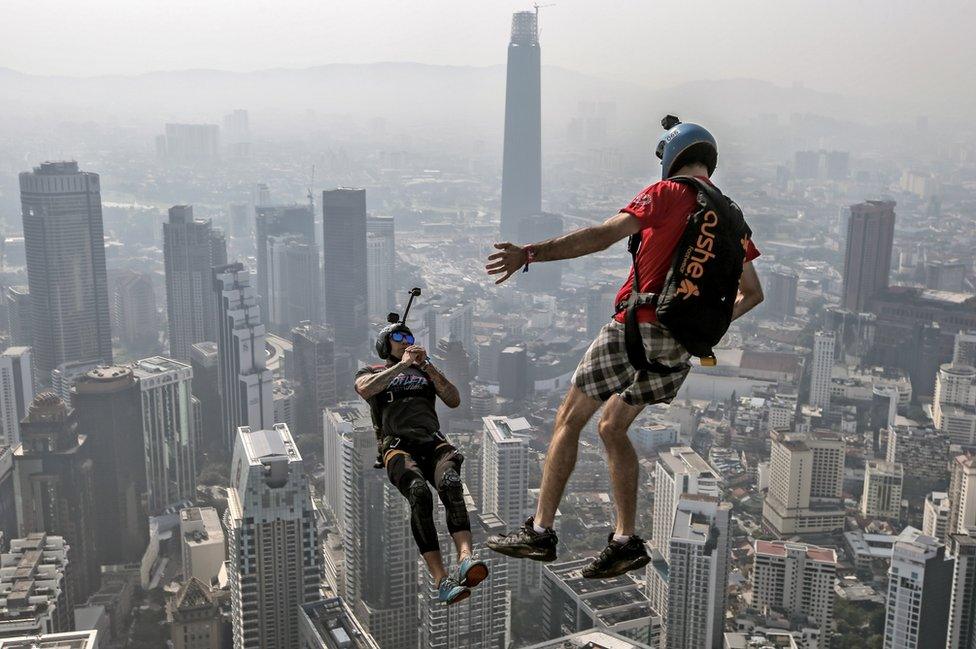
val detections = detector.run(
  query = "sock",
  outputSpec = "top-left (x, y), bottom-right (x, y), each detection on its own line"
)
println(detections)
top-left (533, 522), bottom-right (548, 534)
top-left (613, 534), bottom-right (632, 544)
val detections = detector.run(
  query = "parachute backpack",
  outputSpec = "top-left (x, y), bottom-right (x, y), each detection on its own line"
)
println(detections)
top-left (619, 116), bottom-right (752, 371)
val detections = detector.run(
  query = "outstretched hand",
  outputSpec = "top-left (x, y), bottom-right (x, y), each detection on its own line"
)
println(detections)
top-left (485, 242), bottom-right (526, 285)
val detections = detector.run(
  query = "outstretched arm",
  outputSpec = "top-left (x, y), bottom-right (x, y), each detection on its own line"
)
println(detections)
top-left (486, 211), bottom-right (642, 284)
top-left (732, 261), bottom-right (764, 320)
top-left (425, 362), bottom-right (461, 408)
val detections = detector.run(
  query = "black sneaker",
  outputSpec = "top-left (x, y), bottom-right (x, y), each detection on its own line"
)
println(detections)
top-left (581, 534), bottom-right (650, 579)
top-left (486, 517), bottom-right (558, 562)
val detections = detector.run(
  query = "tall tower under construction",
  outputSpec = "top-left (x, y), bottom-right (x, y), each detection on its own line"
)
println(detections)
top-left (500, 11), bottom-right (542, 241)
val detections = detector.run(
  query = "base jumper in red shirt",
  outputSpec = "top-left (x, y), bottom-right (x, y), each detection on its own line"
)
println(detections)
top-left (484, 118), bottom-right (764, 578)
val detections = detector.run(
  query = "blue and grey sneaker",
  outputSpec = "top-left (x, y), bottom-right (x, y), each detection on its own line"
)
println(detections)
top-left (437, 576), bottom-right (471, 605)
top-left (458, 556), bottom-right (489, 588)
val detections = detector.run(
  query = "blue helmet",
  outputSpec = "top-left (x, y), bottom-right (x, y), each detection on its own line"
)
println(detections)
top-left (655, 115), bottom-right (718, 180)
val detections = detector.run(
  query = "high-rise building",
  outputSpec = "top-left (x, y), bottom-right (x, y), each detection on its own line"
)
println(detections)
top-left (433, 336), bottom-right (472, 427)
top-left (189, 342), bottom-right (221, 455)
top-left (50, 360), bottom-right (98, 403)
top-left (0, 534), bottom-right (71, 638)
top-left (19, 162), bottom-right (112, 379)
top-left (366, 216), bottom-right (395, 319)
top-left (339, 411), bottom-right (417, 649)
top-left (226, 424), bottom-right (321, 649)
top-left (322, 402), bottom-right (371, 529)
top-left (111, 270), bottom-right (158, 353)
top-left (933, 363), bottom-right (976, 446)
top-left (299, 598), bottom-right (379, 649)
top-left (13, 393), bottom-right (98, 603)
top-left (498, 346), bottom-right (529, 401)
top-left (417, 511), bottom-right (512, 649)
top-left (542, 558), bottom-right (661, 646)
top-left (860, 460), bottom-right (904, 520)
top-left (164, 205), bottom-right (227, 361)
top-left (651, 446), bottom-right (720, 561)
top-left (254, 205), bottom-right (316, 325)
top-left (752, 540), bottom-right (837, 644)
top-left (272, 379), bottom-right (297, 433)
top-left (292, 323), bottom-right (337, 442)
top-left (923, 491), bottom-right (951, 542)
top-left (266, 234), bottom-right (320, 331)
top-left (166, 577), bottom-right (226, 649)
top-left (886, 425), bottom-right (949, 489)
top-left (764, 267), bottom-right (799, 320)
top-left (179, 507), bottom-right (225, 585)
top-left (500, 11), bottom-right (542, 241)
top-left (948, 454), bottom-right (976, 538)
top-left (323, 189), bottom-right (368, 350)
top-left (946, 533), bottom-right (976, 649)
top-left (0, 348), bottom-right (33, 447)
top-left (882, 530), bottom-right (953, 649)
top-left (213, 263), bottom-right (273, 450)
top-left (158, 124), bottom-right (220, 161)
top-left (809, 331), bottom-right (835, 410)
top-left (841, 200), bottom-right (895, 312)
top-left (4, 287), bottom-right (30, 348)
top-left (954, 331), bottom-right (976, 368)
top-left (763, 431), bottom-right (846, 536)
top-left (658, 495), bottom-right (730, 649)
top-left (132, 357), bottom-right (196, 513)
top-left (0, 448), bottom-right (17, 552)
top-left (71, 366), bottom-right (147, 564)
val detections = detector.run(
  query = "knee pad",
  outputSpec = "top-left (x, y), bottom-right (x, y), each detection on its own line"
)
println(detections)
top-left (407, 478), bottom-right (433, 512)
top-left (437, 469), bottom-right (470, 532)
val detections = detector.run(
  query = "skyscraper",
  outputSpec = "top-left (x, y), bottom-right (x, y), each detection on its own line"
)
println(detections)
top-left (954, 331), bottom-right (976, 367)
top-left (650, 446), bottom-right (720, 561)
top-left (764, 267), bottom-right (799, 320)
top-left (366, 216), bottom-right (395, 319)
top-left (762, 431), bottom-right (846, 536)
top-left (226, 424), bottom-right (322, 649)
top-left (13, 393), bottom-right (98, 603)
top-left (842, 200), bottom-right (895, 312)
top-left (882, 531), bottom-right (953, 649)
top-left (71, 366), bottom-right (148, 564)
top-left (946, 533), bottom-right (976, 649)
top-left (0, 347), bottom-right (33, 447)
top-left (266, 233), bottom-right (320, 331)
top-left (255, 204), bottom-right (316, 324)
top-left (482, 415), bottom-right (530, 590)
top-left (809, 331), bottom-right (835, 409)
top-left (164, 205), bottom-right (227, 360)
top-left (752, 540), bottom-right (837, 644)
top-left (132, 357), bottom-right (196, 513)
top-left (433, 336), bottom-right (472, 427)
top-left (498, 346), bottom-right (529, 401)
top-left (323, 189), bottom-right (368, 351)
top-left (111, 270), bottom-right (158, 354)
top-left (0, 534), bottom-right (72, 637)
top-left (4, 286), bottom-right (31, 348)
top-left (213, 263), bottom-right (273, 450)
top-left (948, 454), bottom-right (976, 538)
top-left (659, 495), bottom-right (730, 649)
top-left (190, 342), bottom-right (221, 455)
top-left (933, 363), bottom-right (976, 446)
top-left (922, 491), bottom-right (951, 542)
top-left (291, 323), bottom-right (336, 439)
top-left (500, 11), bottom-right (542, 241)
top-left (19, 162), bottom-right (112, 379)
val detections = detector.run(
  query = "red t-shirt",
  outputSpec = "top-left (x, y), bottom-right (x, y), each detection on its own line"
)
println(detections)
top-left (612, 177), bottom-right (761, 323)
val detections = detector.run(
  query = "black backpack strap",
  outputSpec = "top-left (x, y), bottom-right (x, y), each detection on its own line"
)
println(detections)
top-left (619, 223), bottom-right (686, 376)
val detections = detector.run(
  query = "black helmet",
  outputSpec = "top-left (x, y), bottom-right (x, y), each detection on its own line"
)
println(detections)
top-left (375, 314), bottom-right (414, 360)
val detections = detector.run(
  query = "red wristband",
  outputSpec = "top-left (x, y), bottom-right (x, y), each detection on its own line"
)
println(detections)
top-left (522, 245), bottom-right (537, 272)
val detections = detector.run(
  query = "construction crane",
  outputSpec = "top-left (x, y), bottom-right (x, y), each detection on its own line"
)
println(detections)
top-left (534, 3), bottom-right (554, 37)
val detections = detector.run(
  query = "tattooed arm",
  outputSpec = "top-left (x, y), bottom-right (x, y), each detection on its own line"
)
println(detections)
top-left (354, 359), bottom-right (412, 400)
top-left (424, 362), bottom-right (461, 408)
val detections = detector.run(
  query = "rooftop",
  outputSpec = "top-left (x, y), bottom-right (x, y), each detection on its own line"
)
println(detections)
top-left (755, 540), bottom-right (837, 565)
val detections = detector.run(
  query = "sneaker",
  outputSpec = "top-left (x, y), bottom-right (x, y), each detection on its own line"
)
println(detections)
top-left (486, 517), bottom-right (558, 562)
top-left (581, 534), bottom-right (650, 579)
top-left (458, 556), bottom-right (489, 588)
top-left (437, 576), bottom-right (470, 605)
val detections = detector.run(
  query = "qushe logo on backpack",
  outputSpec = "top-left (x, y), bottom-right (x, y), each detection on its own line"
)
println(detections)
top-left (621, 176), bottom-right (752, 369)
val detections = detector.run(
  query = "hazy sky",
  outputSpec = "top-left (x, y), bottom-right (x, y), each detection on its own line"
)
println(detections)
top-left (3, 0), bottom-right (973, 103)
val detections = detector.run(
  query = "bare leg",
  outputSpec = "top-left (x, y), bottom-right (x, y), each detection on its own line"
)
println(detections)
top-left (451, 530), bottom-right (474, 561)
top-left (534, 386), bottom-right (604, 529)
top-left (422, 550), bottom-right (449, 584)
top-left (597, 395), bottom-right (645, 537)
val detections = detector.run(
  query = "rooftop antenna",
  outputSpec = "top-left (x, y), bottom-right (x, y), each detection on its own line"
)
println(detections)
top-left (534, 3), bottom-right (554, 38)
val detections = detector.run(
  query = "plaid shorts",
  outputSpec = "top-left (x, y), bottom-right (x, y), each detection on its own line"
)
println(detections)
top-left (572, 320), bottom-right (691, 406)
